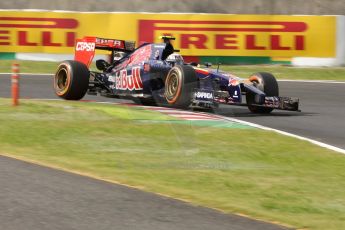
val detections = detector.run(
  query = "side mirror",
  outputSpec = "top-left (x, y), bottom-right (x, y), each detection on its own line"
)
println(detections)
top-left (96, 59), bottom-right (110, 71)
top-left (204, 62), bottom-right (212, 68)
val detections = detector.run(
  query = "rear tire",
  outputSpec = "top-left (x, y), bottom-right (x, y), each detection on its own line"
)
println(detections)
top-left (164, 65), bottom-right (198, 108)
top-left (54, 60), bottom-right (90, 100)
top-left (246, 72), bottom-right (279, 114)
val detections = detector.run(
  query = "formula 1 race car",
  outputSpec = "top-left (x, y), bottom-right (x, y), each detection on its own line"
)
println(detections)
top-left (53, 36), bottom-right (299, 113)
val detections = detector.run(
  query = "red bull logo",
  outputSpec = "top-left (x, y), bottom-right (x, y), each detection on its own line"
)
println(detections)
top-left (115, 67), bottom-right (143, 91)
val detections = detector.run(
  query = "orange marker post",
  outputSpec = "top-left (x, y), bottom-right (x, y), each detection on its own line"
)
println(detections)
top-left (11, 63), bottom-right (20, 106)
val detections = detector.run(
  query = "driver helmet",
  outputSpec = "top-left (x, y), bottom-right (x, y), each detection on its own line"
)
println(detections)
top-left (166, 53), bottom-right (184, 65)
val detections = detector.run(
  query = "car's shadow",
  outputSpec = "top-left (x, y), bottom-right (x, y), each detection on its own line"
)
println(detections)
top-left (117, 99), bottom-right (315, 118)
top-left (191, 106), bottom-right (315, 118)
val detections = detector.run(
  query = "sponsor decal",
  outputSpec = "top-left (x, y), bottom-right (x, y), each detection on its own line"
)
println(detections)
top-left (95, 38), bottom-right (125, 49)
top-left (195, 91), bottom-right (214, 99)
top-left (232, 90), bottom-right (239, 98)
top-left (0, 11), bottom-right (336, 57)
top-left (139, 20), bottom-right (306, 51)
top-left (74, 37), bottom-right (96, 67)
top-left (75, 42), bottom-right (95, 51)
top-left (113, 67), bottom-right (143, 91)
top-left (0, 17), bottom-right (78, 47)
top-left (138, 17), bottom-right (336, 57)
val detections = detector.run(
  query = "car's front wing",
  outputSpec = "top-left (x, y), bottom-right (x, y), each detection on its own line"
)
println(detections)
top-left (192, 89), bottom-right (300, 111)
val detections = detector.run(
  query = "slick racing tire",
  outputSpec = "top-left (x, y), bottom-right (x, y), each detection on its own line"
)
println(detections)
top-left (246, 72), bottom-right (279, 114)
top-left (164, 65), bottom-right (198, 108)
top-left (54, 60), bottom-right (90, 100)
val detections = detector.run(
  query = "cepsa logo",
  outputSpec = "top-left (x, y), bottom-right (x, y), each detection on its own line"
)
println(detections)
top-left (76, 42), bottom-right (95, 51)
top-left (0, 17), bottom-right (78, 47)
top-left (138, 20), bottom-right (307, 52)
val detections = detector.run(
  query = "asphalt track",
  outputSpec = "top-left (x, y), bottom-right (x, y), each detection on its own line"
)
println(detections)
top-left (1, 155), bottom-right (288, 230)
top-left (1, 73), bottom-right (345, 230)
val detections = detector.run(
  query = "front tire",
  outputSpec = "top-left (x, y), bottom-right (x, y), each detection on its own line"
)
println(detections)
top-left (246, 72), bottom-right (279, 114)
top-left (164, 65), bottom-right (198, 108)
top-left (54, 60), bottom-right (90, 100)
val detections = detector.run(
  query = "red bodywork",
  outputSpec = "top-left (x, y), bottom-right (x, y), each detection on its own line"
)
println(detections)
top-left (74, 36), bottom-right (135, 67)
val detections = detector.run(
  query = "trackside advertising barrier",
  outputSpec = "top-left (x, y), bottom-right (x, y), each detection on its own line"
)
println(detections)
top-left (0, 10), bottom-right (344, 66)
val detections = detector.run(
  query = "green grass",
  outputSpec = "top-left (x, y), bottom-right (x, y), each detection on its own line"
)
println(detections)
top-left (1, 99), bottom-right (345, 229)
top-left (220, 65), bottom-right (345, 81)
top-left (0, 60), bottom-right (59, 74)
top-left (1, 60), bottom-right (345, 81)
top-left (0, 60), bottom-right (98, 73)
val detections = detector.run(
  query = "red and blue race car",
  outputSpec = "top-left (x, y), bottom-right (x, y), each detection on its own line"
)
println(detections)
top-left (53, 36), bottom-right (299, 113)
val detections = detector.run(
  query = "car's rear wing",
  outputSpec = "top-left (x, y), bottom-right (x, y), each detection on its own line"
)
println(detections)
top-left (74, 36), bottom-right (136, 67)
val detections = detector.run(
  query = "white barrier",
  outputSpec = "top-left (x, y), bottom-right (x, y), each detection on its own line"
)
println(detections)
top-left (16, 53), bottom-right (109, 62)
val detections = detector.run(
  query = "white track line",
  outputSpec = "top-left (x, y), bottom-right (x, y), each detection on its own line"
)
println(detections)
top-left (215, 115), bottom-right (345, 155)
